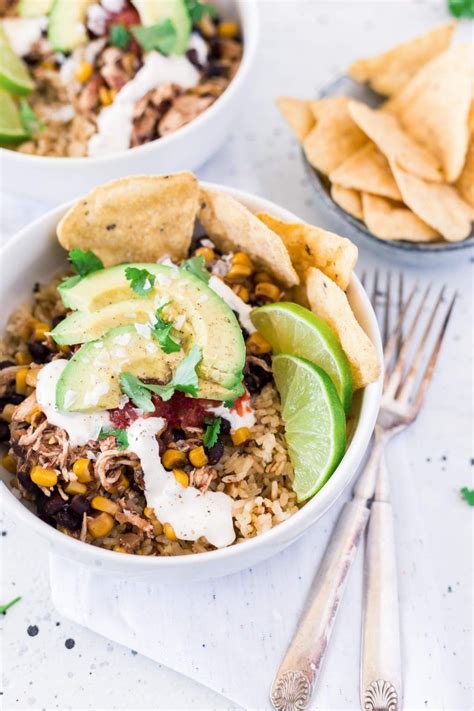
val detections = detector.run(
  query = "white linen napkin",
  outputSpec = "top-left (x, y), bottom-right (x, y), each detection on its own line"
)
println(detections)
top-left (49, 440), bottom-right (447, 710)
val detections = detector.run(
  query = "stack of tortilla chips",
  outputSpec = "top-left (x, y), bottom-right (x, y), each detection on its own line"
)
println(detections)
top-left (278, 23), bottom-right (474, 244)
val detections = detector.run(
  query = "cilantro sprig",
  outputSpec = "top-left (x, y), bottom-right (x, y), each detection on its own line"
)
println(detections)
top-left (460, 487), bottom-right (474, 506)
top-left (185, 0), bottom-right (218, 22)
top-left (109, 23), bottom-right (131, 49)
top-left (98, 426), bottom-right (129, 451)
top-left (120, 346), bottom-right (202, 408)
top-left (203, 416), bottom-right (221, 448)
top-left (61, 248), bottom-right (104, 289)
top-left (125, 267), bottom-right (156, 296)
top-left (131, 19), bottom-right (177, 54)
top-left (151, 303), bottom-right (181, 354)
top-left (448, 0), bottom-right (474, 18)
top-left (19, 99), bottom-right (44, 137)
top-left (0, 596), bottom-right (21, 615)
top-left (180, 255), bottom-right (210, 284)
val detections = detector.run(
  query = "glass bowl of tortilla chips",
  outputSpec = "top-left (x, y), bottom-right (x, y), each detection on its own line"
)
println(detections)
top-left (278, 23), bottom-right (474, 261)
top-left (0, 172), bottom-right (382, 581)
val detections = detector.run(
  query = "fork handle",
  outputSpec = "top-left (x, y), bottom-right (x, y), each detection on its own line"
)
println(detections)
top-left (270, 500), bottom-right (370, 710)
top-left (360, 462), bottom-right (402, 711)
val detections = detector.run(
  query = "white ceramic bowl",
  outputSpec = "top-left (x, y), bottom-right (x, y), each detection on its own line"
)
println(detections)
top-left (0, 183), bottom-right (383, 582)
top-left (0, 0), bottom-right (258, 203)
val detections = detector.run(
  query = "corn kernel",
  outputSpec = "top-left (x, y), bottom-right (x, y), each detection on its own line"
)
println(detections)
top-left (226, 264), bottom-right (253, 282)
top-left (246, 331), bottom-right (272, 354)
top-left (15, 368), bottom-right (29, 395)
top-left (162, 448), bottom-right (186, 469)
top-left (15, 351), bottom-right (32, 365)
top-left (234, 285), bottom-right (250, 303)
top-left (74, 61), bottom-right (93, 83)
top-left (1, 454), bottom-right (16, 474)
top-left (232, 251), bottom-right (253, 269)
top-left (153, 520), bottom-right (163, 536)
top-left (255, 282), bottom-right (281, 302)
top-left (195, 246), bottom-right (215, 263)
top-left (144, 506), bottom-right (156, 519)
top-left (231, 427), bottom-right (251, 446)
top-left (254, 271), bottom-right (272, 284)
top-left (40, 60), bottom-right (55, 70)
top-left (65, 480), bottom-right (87, 495)
top-left (218, 20), bottom-right (239, 38)
top-left (91, 495), bottom-right (119, 515)
top-left (99, 86), bottom-right (116, 106)
top-left (163, 522), bottom-right (177, 541)
top-left (2, 404), bottom-right (16, 422)
top-left (58, 344), bottom-right (70, 354)
top-left (189, 446), bottom-right (208, 468)
top-left (173, 469), bottom-right (189, 488)
top-left (32, 322), bottom-right (49, 341)
top-left (24, 405), bottom-right (42, 424)
top-left (72, 458), bottom-right (93, 483)
top-left (25, 368), bottom-right (40, 387)
top-left (87, 512), bottom-right (114, 539)
top-left (30, 465), bottom-right (57, 488)
top-left (113, 545), bottom-right (126, 553)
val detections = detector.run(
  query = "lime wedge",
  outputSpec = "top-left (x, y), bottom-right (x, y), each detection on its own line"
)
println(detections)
top-left (251, 302), bottom-right (353, 412)
top-left (0, 42), bottom-right (34, 95)
top-left (0, 89), bottom-right (27, 144)
top-left (272, 353), bottom-right (346, 502)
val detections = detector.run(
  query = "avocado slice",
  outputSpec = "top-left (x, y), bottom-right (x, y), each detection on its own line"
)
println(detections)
top-left (19, 0), bottom-right (54, 17)
top-left (48, 0), bottom-right (94, 52)
top-left (131, 0), bottom-right (191, 55)
top-left (56, 325), bottom-right (243, 411)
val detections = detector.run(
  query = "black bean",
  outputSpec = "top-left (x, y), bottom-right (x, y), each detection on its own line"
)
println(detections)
top-left (172, 427), bottom-right (186, 441)
top-left (0, 360), bottom-right (15, 370)
top-left (27, 341), bottom-right (51, 363)
top-left (186, 48), bottom-right (202, 70)
top-left (38, 493), bottom-right (66, 517)
top-left (0, 392), bottom-right (25, 407)
top-left (18, 472), bottom-right (37, 493)
top-left (244, 372), bottom-right (260, 394)
top-left (205, 63), bottom-right (228, 78)
top-left (208, 36), bottom-right (221, 60)
top-left (205, 439), bottom-right (224, 465)
top-left (219, 418), bottom-right (231, 435)
top-left (51, 315), bottom-right (64, 328)
top-left (0, 421), bottom-right (10, 442)
top-left (70, 495), bottom-right (92, 516)
top-left (55, 508), bottom-right (82, 532)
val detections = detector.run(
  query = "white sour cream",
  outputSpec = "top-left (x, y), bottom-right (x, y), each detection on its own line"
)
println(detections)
top-left (2, 17), bottom-right (44, 56)
top-left (208, 392), bottom-right (256, 432)
top-left (127, 418), bottom-right (235, 547)
top-left (88, 51), bottom-right (200, 157)
top-left (36, 360), bottom-right (109, 447)
top-left (208, 276), bottom-right (256, 334)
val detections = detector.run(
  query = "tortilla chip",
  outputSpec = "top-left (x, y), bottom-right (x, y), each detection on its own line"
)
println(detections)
top-left (257, 212), bottom-right (358, 291)
top-left (387, 44), bottom-right (473, 183)
top-left (362, 193), bottom-right (440, 242)
top-left (198, 190), bottom-right (299, 287)
top-left (57, 173), bottom-right (199, 266)
top-left (329, 143), bottom-right (402, 200)
top-left (456, 135), bottom-right (474, 208)
top-left (348, 100), bottom-right (443, 182)
top-left (276, 97), bottom-right (316, 142)
top-left (331, 185), bottom-right (363, 220)
top-left (391, 163), bottom-right (474, 242)
top-left (303, 97), bottom-right (367, 175)
top-left (306, 268), bottom-right (380, 389)
top-left (348, 22), bottom-right (456, 96)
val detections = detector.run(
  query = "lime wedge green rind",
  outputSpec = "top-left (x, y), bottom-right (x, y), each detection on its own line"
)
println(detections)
top-left (250, 302), bottom-right (353, 413)
top-left (0, 42), bottom-right (34, 95)
top-left (0, 89), bottom-right (28, 144)
top-left (272, 353), bottom-right (346, 502)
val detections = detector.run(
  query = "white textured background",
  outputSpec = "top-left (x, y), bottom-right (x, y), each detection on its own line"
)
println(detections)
top-left (1, 2), bottom-right (473, 710)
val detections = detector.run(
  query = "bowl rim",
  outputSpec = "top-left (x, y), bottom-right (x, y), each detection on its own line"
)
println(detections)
top-left (0, 0), bottom-right (259, 167)
top-left (0, 182), bottom-right (383, 569)
top-left (308, 74), bottom-right (474, 254)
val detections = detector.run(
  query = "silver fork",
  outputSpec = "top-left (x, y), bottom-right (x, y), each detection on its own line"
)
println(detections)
top-left (270, 273), bottom-right (456, 711)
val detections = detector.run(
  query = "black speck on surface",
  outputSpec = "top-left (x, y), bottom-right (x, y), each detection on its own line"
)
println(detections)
top-left (426, 457), bottom-right (431, 463)
top-left (55, 621), bottom-right (60, 626)
top-left (65, 638), bottom-right (75, 649)
top-left (1, 530), bottom-right (6, 536)
top-left (448, 585), bottom-right (453, 593)
top-left (131, 650), bottom-right (137, 656)
top-left (441, 455), bottom-right (447, 461)
top-left (470, 458), bottom-right (474, 466)
top-left (27, 625), bottom-right (39, 637)
top-left (106, 224), bottom-right (116, 231)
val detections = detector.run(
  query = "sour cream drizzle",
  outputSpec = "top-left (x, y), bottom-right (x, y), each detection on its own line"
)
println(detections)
top-left (208, 276), bottom-right (256, 334)
top-left (2, 17), bottom-right (44, 56)
top-left (88, 51), bottom-right (200, 157)
top-left (208, 392), bottom-right (256, 432)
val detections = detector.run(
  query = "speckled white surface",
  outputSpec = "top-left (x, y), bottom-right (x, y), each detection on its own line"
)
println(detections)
top-left (1, 2), bottom-right (473, 710)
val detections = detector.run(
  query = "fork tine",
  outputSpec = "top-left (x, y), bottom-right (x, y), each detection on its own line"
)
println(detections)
top-left (360, 271), bottom-right (367, 290)
top-left (385, 283), bottom-right (432, 398)
top-left (383, 271), bottom-right (391, 348)
top-left (397, 285), bottom-right (446, 402)
top-left (412, 291), bottom-right (457, 413)
top-left (396, 272), bottom-right (404, 358)
top-left (383, 281), bottom-right (417, 383)
top-left (372, 269), bottom-right (379, 313)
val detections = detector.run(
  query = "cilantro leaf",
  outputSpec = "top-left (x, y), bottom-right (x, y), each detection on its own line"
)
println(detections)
top-left (185, 0), bottom-right (218, 22)
top-left (19, 99), bottom-right (44, 137)
top-left (181, 255), bottom-right (210, 283)
top-left (69, 248), bottom-right (104, 277)
top-left (109, 23), bottom-right (131, 49)
top-left (224, 399), bottom-right (236, 409)
top-left (460, 487), bottom-right (474, 506)
top-left (203, 416), bottom-right (221, 448)
top-left (0, 596), bottom-right (21, 615)
top-left (448, 0), bottom-right (474, 18)
top-left (125, 267), bottom-right (156, 296)
top-left (98, 426), bottom-right (129, 451)
top-left (152, 303), bottom-right (181, 354)
top-left (119, 373), bottom-right (155, 412)
top-left (131, 19), bottom-right (177, 54)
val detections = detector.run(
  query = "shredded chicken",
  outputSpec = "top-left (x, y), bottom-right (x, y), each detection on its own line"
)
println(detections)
top-left (158, 95), bottom-right (214, 137)
top-left (246, 355), bottom-right (272, 373)
top-left (12, 392), bottom-right (38, 422)
top-left (0, 365), bottom-right (21, 395)
top-left (95, 443), bottom-right (139, 490)
top-left (190, 466), bottom-right (217, 494)
top-left (115, 508), bottom-right (153, 534)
